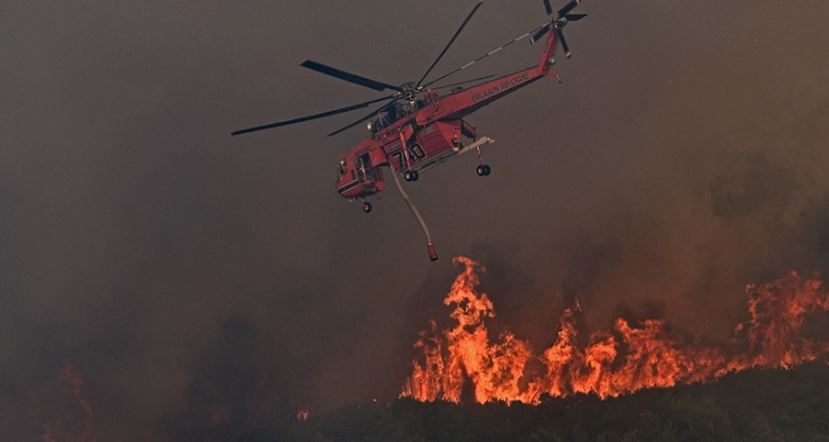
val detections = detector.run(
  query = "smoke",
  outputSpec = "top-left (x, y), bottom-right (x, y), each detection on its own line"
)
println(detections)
top-left (2, 0), bottom-right (829, 439)
top-left (159, 316), bottom-right (294, 441)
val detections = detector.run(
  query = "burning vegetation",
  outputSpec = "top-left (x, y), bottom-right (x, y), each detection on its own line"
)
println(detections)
top-left (402, 256), bottom-right (829, 404)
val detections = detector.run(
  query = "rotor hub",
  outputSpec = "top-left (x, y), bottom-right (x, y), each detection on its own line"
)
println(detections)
top-left (399, 82), bottom-right (420, 102)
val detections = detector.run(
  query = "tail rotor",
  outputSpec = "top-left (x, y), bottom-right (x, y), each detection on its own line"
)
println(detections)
top-left (531, 0), bottom-right (587, 59)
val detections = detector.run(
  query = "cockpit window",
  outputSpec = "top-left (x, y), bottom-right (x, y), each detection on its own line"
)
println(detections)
top-left (367, 100), bottom-right (427, 133)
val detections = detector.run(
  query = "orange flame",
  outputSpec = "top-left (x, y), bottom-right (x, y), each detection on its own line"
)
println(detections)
top-left (401, 257), bottom-right (829, 404)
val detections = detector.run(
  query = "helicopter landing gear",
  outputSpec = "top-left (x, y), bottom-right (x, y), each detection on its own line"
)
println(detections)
top-left (362, 201), bottom-right (372, 213)
top-left (474, 143), bottom-right (491, 176)
top-left (404, 170), bottom-right (419, 182)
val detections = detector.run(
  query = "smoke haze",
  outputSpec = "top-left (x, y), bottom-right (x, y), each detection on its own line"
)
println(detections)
top-left (2, 0), bottom-right (829, 439)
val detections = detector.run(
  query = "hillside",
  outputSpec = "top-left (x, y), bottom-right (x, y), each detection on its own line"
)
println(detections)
top-left (285, 364), bottom-right (829, 442)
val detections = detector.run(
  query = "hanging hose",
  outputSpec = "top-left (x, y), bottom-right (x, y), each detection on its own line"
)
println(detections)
top-left (388, 166), bottom-right (438, 261)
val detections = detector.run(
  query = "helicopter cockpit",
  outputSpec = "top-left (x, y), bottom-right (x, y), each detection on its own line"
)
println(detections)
top-left (366, 100), bottom-right (420, 134)
top-left (365, 86), bottom-right (442, 134)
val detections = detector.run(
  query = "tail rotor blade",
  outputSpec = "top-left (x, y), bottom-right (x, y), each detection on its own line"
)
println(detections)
top-left (531, 24), bottom-right (551, 45)
top-left (555, 27), bottom-right (571, 58)
top-left (557, 0), bottom-right (579, 16)
top-left (564, 13), bottom-right (587, 21)
top-left (543, 0), bottom-right (553, 15)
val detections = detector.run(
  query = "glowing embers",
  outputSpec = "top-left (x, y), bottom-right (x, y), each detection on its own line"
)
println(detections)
top-left (296, 408), bottom-right (310, 422)
top-left (401, 257), bottom-right (829, 404)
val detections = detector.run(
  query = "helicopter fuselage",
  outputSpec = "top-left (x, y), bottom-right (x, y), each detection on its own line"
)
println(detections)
top-left (336, 29), bottom-right (560, 200)
top-left (231, 0), bottom-right (588, 261)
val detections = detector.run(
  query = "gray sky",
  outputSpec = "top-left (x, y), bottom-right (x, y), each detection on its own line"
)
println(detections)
top-left (2, 1), bottom-right (829, 439)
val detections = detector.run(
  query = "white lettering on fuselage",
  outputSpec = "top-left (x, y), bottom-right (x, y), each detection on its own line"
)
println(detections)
top-left (472, 72), bottom-right (530, 103)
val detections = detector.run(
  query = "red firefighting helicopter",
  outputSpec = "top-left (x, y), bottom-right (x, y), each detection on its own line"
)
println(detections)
top-left (232, 0), bottom-right (587, 260)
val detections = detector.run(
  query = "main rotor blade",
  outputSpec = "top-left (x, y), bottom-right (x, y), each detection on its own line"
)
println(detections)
top-left (326, 99), bottom-right (399, 137)
top-left (301, 60), bottom-right (403, 92)
top-left (415, 1), bottom-right (484, 87)
top-left (557, 0), bottom-right (579, 17)
top-left (230, 95), bottom-right (396, 136)
top-left (430, 74), bottom-right (494, 91)
top-left (543, 0), bottom-right (553, 15)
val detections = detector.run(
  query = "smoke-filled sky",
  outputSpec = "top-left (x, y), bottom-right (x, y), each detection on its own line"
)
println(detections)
top-left (3, 0), bottom-right (829, 439)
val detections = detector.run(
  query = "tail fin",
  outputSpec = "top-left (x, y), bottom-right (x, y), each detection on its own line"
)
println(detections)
top-left (532, 0), bottom-right (586, 75)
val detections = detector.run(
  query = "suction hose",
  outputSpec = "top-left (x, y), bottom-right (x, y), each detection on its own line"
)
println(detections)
top-left (388, 167), bottom-right (438, 261)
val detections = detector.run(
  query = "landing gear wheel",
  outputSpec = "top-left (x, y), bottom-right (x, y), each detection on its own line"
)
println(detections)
top-left (476, 164), bottom-right (491, 176)
top-left (362, 202), bottom-right (372, 213)
top-left (404, 170), bottom-right (419, 182)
